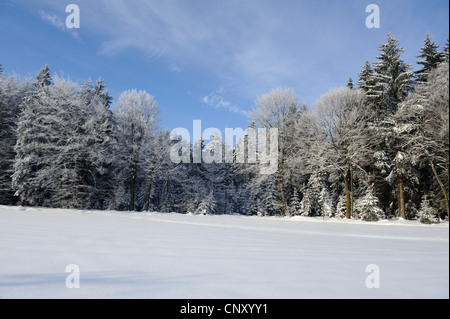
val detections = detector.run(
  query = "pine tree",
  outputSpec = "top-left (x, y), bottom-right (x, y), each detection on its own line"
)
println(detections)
top-left (93, 78), bottom-right (113, 108)
top-left (34, 65), bottom-right (53, 90)
top-left (368, 33), bottom-right (413, 114)
top-left (12, 66), bottom-right (55, 206)
top-left (355, 188), bottom-right (384, 221)
top-left (289, 188), bottom-right (302, 215)
top-left (260, 178), bottom-right (281, 216)
top-left (357, 61), bottom-right (375, 92)
top-left (319, 187), bottom-right (334, 218)
top-left (335, 194), bottom-right (347, 219)
top-left (416, 33), bottom-right (445, 84)
top-left (442, 37), bottom-right (449, 62)
top-left (196, 189), bottom-right (216, 215)
top-left (347, 78), bottom-right (354, 89)
top-left (418, 196), bottom-right (436, 224)
top-left (0, 74), bottom-right (29, 204)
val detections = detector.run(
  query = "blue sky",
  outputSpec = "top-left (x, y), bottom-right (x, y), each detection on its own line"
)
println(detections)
top-left (0, 0), bottom-right (448, 132)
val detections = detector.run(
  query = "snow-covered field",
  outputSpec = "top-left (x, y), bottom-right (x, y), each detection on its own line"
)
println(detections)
top-left (0, 205), bottom-right (448, 299)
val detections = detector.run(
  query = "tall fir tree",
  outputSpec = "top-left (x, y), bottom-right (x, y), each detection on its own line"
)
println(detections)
top-left (357, 61), bottom-right (375, 93)
top-left (12, 65), bottom-right (54, 206)
top-left (443, 37), bottom-right (449, 62)
top-left (368, 33), bottom-right (413, 114)
top-left (0, 74), bottom-right (29, 204)
top-left (416, 33), bottom-right (445, 84)
top-left (347, 77), bottom-right (354, 89)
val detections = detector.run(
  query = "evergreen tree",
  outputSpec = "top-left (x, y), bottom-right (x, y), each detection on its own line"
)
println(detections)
top-left (34, 65), bottom-right (53, 90)
top-left (196, 189), bottom-right (216, 215)
top-left (93, 78), bottom-right (113, 108)
top-left (335, 194), bottom-right (347, 219)
top-left (12, 66), bottom-right (55, 206)
top-left (416, 33), bottom-right (445, 84)
top-left (355, 188), bottom-right (384, 221)
top-left (357, 61), bottom-right (375, 92)
top-left (368, 33), bottom-right (413, 114)
top-left (289, 188), bottom-right (302, 215)
top-left (418, 196), bottom-right (436, 224)
top-left (0, 74), bottom-right (29, 204)
top-left (443, 37), bottom-right (449, 62)
top-left (347, 78), bottom-right (354, 89)
top-left (319, 187), bottom-right (334, 218)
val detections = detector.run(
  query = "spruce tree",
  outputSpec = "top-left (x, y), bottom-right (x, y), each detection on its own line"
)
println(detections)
top-left (289, 188), bottom-right (302, 215)
top-left (416, 33), bottom-right (445, 84)
top-left (0, 74), bottom-right (29, 204)
top-left (418, 196), bottom-right (436, 224)
top-left (357, 61), bottom-right (375, 93)
top-left (443, 37), bottom-right (449, 62)
top-left (355, 188), bottom-right (384, 221)
top-left (347, 77), bottom-right (354, 89)
top-left (12, 66), bottom-right (54, 206)
top-left (368, 33), bottom-right (413, 114)
top-left (34, 65), bottom-right (53, 89)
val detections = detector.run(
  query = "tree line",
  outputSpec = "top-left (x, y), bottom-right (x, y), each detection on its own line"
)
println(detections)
top-left (0, 33), bottom-right (448, 223)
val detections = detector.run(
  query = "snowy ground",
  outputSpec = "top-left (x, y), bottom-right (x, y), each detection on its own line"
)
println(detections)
top-left (0, 205), bottom-right (448, 299)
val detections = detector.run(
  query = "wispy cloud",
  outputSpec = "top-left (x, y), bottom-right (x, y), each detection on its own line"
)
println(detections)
top-left (201, 89), bottom-right (247, 116)
top-left (39, 9), bottom-right (79, 39)
top-left (169, 64), bottom-right (182, 73)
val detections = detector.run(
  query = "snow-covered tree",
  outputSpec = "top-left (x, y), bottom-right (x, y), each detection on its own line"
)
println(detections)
top-left (12, 66), bottom-right (56, 206)
top-left (289, 188), bottom-right (302, 216)
top-left (249, 88), bottom-right (303, 216)
top-left (319, 187), bottom-right (334, 218)
top-left (357, 61), bottom-right (375, 93)
top-left (347, 78), bottom-right (354, 90)
top-left (335, 194), bottom-right (347, 219)
top-left (314, 87), bottom-right (370, 218)
top-left (0, 74), bottom-right (29, 204)
top-left (416, 33), bottom-right (445, 84)
top-left (12, 72), bottom-right (116, 209)
top-left (396, 62), bottom-right (449, 219)
top-left (367, 33), bottom-right (413, 114)
top-left (443, 38), bottom-right (449, 62)
top-left (418, 196), bottom-right (437, 224)
top-left (355, 188), bottom-right (384, 221)
top-left (196, 189), bottom-right (216, 215)
top-left (113, 89), bottom-right (160, 211)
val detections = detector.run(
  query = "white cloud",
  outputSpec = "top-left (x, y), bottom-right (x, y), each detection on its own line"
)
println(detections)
top-left (39, 10), bottom-right (65, 31)
top-left (39, 9), bottom-right (79, 39)
top-left (169, 64), bottom-right (182, 73)
top-left (201, 89), bottom-right (247, 116)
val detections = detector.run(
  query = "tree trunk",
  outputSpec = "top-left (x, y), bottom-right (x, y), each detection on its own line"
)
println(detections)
top-left (144, 170), bottom-right (154, 212)
top-left (344, 172), bottom-right (351, 219)
top-left (372, 160), bottom-right (378, 198)
top-left (278, 162), bottom-right (290, 217)
top-left (397, 176), bottom-right (405, 219)
top-left (430, 160), bottom-right (450, 219)
top-left (129, 169), bottom-right (136, 211)
top-left (350, 165), bottom-right (354, 218)
top-left (278, 177), bottom-right (289, 217)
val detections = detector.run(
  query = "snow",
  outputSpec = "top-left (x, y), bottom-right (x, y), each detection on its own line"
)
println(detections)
top-left (0, 205), bottom-right (448, 299)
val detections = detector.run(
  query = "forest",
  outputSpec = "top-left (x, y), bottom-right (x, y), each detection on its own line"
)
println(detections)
top-left (0, 33), bottom-right (449, 223)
